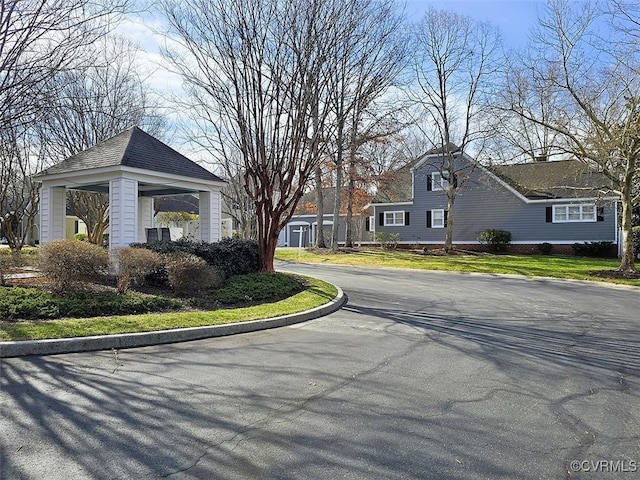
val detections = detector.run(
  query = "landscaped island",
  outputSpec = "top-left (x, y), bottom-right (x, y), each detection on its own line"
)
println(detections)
top-left (0, 239), bottom-right (337, 341)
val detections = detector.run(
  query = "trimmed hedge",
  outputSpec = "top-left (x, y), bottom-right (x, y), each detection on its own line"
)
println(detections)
top-left (39, 239), bottom-right (109, 291)
top-left (165, 252), bottom-right (225, 296)
top-left (538, 242), bottom-right (553, 255)
top-left (633, 226), bottom-right (640, 259)
top-left (210, 273), bottom-right (304, 305)
top-left (132, 238), bottom-right (259, 278)
top-left (115, 247), bottom-right (162, 293)
top-left (478, 229), bottom-right (512, 252)
top-left (572, 241), bottom-right (616, 258)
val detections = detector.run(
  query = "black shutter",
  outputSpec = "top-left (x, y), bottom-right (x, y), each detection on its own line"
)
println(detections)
top-left (426, 174), bottom-right (432, 191)
top-left (597, 206), bottom-right (605, 222)
top-left (444, 210), bottom-right (448, 227)
top-left (365, 217), bottom-right (370, 231)
top-left (452, 174), bottom-right (458, 189)
top-left (405, 211), bottom-right (410, 225)
top-left (426, 210), bottom-right (432, 228)
top-left (379, 212), bottom-right (384, 226)
top-left (546, 206), bottom-right (553, 223)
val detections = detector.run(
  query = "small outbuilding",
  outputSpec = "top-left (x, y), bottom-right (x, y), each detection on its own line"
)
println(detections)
top-left (34, 127), bottom-right (226, 250)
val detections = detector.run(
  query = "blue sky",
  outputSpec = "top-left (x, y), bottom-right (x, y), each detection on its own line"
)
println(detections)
top-left (126, 1), bottom-right (547, 93)
top-left (118, 0), bottom-right (549, 160)
top-left (404, 0), bottom-right (545, 49)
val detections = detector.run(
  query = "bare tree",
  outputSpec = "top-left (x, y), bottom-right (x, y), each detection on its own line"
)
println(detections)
top-left (0, 0), bottom-right (129, 251)
top-left (344, 108), bottom-right (407, 246)
top-left (162, 0), bottom-right (346, 272)
top-left (41, 36), bottom-right (165, 244)
top-left (505, 0), bottom-right (639, 272)
top-left (325, 0), bottom-right (407, 251)
top-left (0, 123), bottom-right (45, 250)
top-left (487, 58), bottom-right (566, 165)
top-left (1, 0), bottom-right (128, 129)
top-left (411, 8), bottom-right (502, 253)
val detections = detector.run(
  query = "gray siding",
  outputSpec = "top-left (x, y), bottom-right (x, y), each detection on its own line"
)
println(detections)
top-left (374, 158), bottom-right (617, 244)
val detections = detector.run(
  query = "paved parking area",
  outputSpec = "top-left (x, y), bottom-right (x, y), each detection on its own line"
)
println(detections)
top-left (1, 264), bottom-right (639, 479)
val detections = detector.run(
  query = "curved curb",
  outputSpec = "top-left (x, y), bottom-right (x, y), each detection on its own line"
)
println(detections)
top-left (0, 286), bottom-right (346, 358)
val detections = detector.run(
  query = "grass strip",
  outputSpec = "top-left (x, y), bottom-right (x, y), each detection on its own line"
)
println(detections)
top-left (0, 276), bottom-right (338, 342)
top-left (275, 248), bottom-right (640, 287)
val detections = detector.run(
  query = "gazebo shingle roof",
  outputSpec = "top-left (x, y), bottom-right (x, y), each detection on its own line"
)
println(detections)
top-left (35, 126), bottom-right (224, 183)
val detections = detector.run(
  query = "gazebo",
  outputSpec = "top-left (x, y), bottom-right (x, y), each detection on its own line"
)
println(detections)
top-left (34, 127), bottom-right (226, 250)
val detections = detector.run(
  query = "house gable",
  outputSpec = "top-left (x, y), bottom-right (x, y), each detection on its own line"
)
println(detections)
top-left (371, 148), bottom-right (619, 246)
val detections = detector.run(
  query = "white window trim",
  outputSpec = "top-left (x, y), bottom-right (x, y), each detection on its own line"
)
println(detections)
top-left (552, 204), bottom-right (597, 223)
top-left (431, 209), bottom-right (445, 228)
top-left (431, 172), bottom-right (449, 191)
top-left (384, 210), bottom-right (405, 226)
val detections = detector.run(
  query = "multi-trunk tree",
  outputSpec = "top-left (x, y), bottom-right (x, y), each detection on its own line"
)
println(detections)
top-left (504, 0), bottom-right (639, 272)
top-left (162, 0), bottom-right (347, 272)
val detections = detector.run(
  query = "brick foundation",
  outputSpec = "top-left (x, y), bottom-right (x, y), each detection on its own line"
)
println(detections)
top-left (393, 243), bottom-right (577, 255)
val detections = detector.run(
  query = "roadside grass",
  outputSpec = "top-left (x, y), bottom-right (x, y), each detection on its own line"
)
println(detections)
top-left (0, 276), bottom-right (338, 341)
top-left (275, 247), bottom-right (640, 287)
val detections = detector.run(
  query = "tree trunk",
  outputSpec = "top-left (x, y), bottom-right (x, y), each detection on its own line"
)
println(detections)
top-left (315, 166), bottom-right (326, 248)
top-left (445, 191), bottom-right (455, 253)
top-left (256, 206), bottom-right (278, 273)
top-left (259, 233), bottom-right (277, 273)
top-left (617, 167), bottom-right (636, 272)
top-left (444, 154), bottom-right (456, 253)
top-left (345, 169), bottom-right (355, 247)
top-left (331, 119), bottom-right (345, 252)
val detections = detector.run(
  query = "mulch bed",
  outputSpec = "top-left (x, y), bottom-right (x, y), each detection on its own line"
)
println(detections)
top-left (589, 269), bottom-right (640, 280)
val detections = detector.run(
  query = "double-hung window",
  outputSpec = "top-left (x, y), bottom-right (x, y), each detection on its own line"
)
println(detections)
top-left (384, 211), bottom-right (405, 226)
top-left (431, 172), bottom-right (449, 191)
top-left (431, 209), bottom-right (445, 228)
top-left (426, 209), bottom-right (446, 228)
top-left (552, 204), bottom-right (596, 222)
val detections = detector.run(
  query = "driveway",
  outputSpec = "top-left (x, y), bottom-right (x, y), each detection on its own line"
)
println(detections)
top-left (1, 263), bottom-right (639, 479)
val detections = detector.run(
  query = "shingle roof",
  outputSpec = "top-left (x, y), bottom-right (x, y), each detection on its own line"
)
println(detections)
top-left (35, 127), bottom-right (224, 183)
top-left (423, 142), bottom-right (461, 155)
top-left (490, 160), bottom-right (613, 199)
top-left (372, 157), bottom-right (418, 203)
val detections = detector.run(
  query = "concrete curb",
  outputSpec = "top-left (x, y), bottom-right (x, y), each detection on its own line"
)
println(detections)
top-left (0, 286), bottom-right (346, 358)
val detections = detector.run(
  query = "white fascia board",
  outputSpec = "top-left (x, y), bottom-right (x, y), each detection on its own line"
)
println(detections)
top-left (292, 214), bottom-right (346, 218)
top-left (35, 165), bottom-right (226, 191)
top-left (370, 201), bottom-right (414, 207)
top-left (34, 166), bottom-right (124, 186)
top-left (120, 166), bottom-right (227, 189)
top-left (525, 196), bottom-right (619, 204)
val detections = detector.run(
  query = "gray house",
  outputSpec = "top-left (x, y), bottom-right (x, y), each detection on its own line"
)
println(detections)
top-left (372, 146), bottom-right (620, 253)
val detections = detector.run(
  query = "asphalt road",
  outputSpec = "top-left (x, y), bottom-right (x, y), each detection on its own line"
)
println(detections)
top-left (1, 263), bottom-right (639, 480)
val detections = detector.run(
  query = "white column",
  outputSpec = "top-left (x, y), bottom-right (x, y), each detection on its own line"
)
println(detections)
top-left (109, 177), bottom-right (138, 250)
top-left (137, 196), bottom-right (154, 243)
top-left (39, 185), bottom-right (66, 244)
top-left (199, 189), bottom-right (221, 242)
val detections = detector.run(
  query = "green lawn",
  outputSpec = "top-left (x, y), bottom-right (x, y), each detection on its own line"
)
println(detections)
top-left (275, 247), bottom-right (640, 287)
top-left (0, 276), bottom-right (338, 341)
